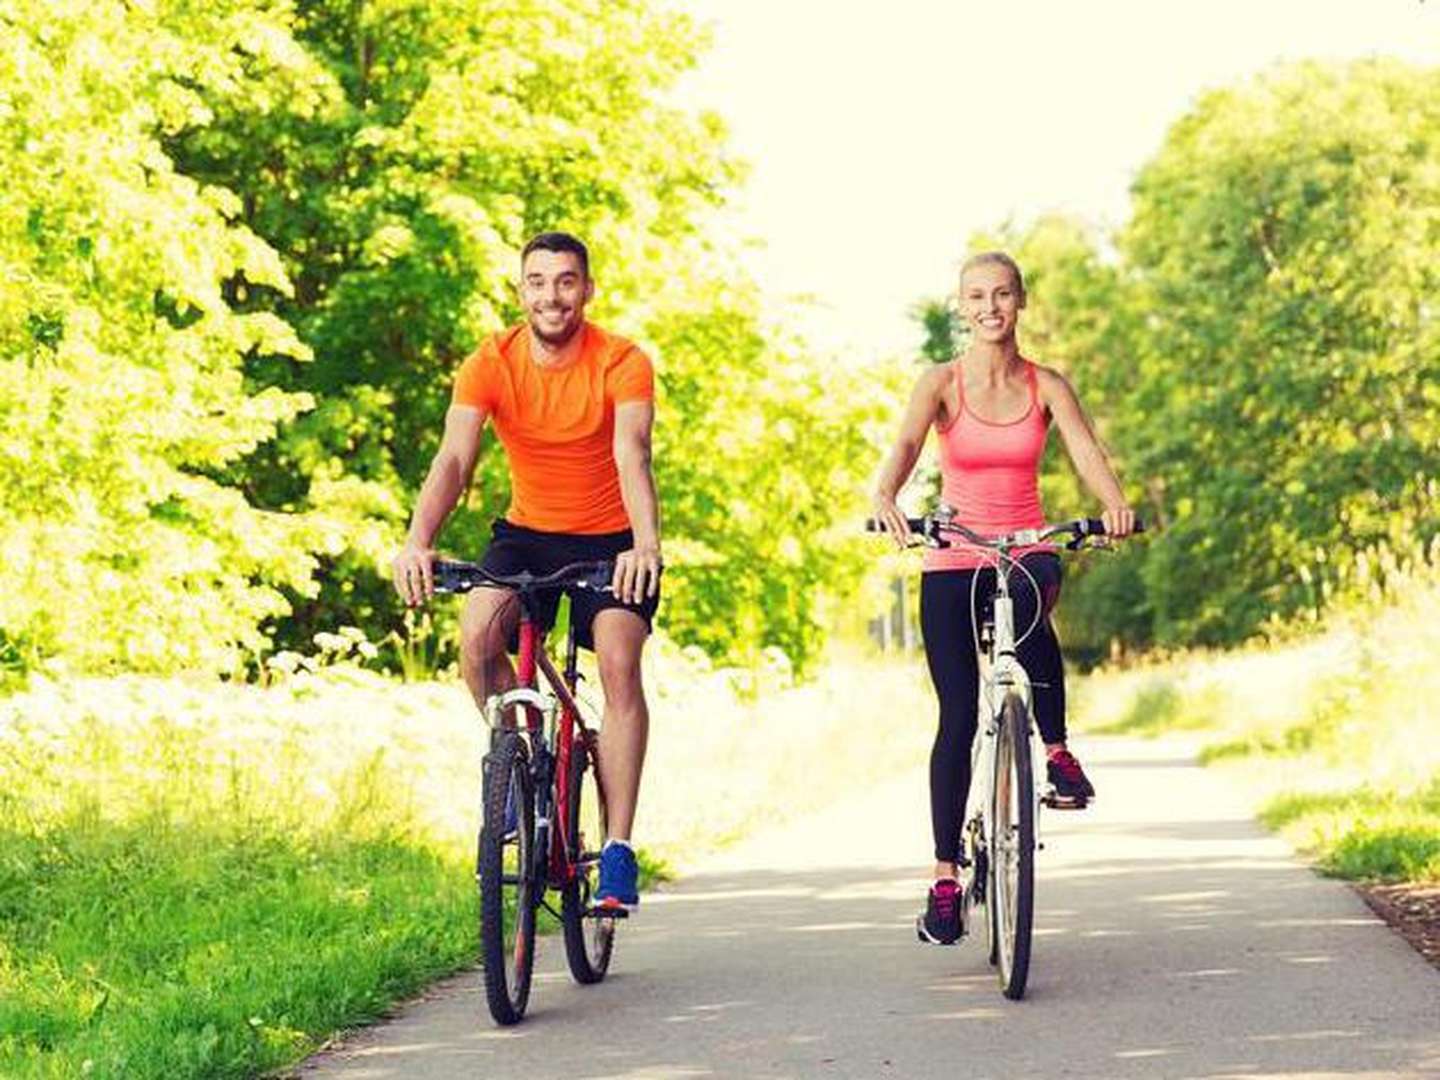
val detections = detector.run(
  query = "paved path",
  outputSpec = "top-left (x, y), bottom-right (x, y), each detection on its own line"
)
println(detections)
top-left (299, 736), bottom-right (1440, 1079)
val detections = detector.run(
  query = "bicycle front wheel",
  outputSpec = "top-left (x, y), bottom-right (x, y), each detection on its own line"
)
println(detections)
top-left (990, 693), bottom-right (1035, 1000)
top-left (478, 732), bottom-right (538, 1025)
top-left (561, 737), bottom-right (614, 984)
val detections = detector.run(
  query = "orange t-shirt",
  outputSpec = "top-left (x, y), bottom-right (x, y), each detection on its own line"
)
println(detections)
top-left (451, 322), bottom-right (655, 534)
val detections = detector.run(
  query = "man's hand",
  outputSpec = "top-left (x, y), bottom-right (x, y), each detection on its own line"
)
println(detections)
top-left (612, 544), bottom-right (662, 605)
top-left (392, 544), bottom-right (437, 607)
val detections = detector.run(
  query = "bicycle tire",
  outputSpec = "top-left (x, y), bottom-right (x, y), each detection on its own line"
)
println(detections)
top-left (980, 841), bottom-right (999, 968)
top-left (561, 738), bottom-right (614, 983)
top-left (478, 733), bottom-right (538, 1025)
top-left (990, 693), bottom-right (1035, 1000)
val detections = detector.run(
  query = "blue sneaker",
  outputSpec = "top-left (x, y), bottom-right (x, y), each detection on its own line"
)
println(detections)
top-left (595, 842), bottom-right (639, 912)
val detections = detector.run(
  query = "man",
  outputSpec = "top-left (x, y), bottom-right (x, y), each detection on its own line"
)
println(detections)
top-left (392, 231), bottom-right (662, 911)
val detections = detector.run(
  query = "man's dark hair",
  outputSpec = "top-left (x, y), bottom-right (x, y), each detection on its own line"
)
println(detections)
top-left (521, 231), bottom-right (589, 277)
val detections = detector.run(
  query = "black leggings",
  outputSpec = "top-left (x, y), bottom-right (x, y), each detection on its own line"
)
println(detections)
top-left (920, 553), bottom-right (1065, 864)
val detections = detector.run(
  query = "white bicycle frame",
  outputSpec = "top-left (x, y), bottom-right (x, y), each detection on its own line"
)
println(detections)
top-left (968, 589), bottom-right (1050, 856)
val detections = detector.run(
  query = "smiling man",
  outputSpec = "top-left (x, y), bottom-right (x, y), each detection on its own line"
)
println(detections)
top-left (392, 231), bottom-right (662, 912)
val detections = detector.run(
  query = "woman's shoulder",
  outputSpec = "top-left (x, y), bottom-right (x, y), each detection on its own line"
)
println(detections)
top-left (913, 361), bottom-right (955, 395)
top-left (1028, 360), bottom-right (1075, 395)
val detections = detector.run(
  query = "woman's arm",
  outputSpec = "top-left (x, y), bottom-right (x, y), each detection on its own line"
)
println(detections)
top-left (872, 365), bottom-right (949, 546)
top-left (1037, 366), bottom-right (1135, 537)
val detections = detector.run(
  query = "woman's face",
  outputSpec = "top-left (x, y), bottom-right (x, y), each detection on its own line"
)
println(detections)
top-left (959, 262), bottom-right (1024, 345)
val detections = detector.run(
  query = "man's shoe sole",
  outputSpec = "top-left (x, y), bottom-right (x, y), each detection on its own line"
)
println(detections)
top-left (591, 896), bottom-right (636, 917)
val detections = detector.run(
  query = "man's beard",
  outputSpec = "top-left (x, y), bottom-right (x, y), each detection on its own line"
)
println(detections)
top-left (530, 311), bottom-right (582, 347)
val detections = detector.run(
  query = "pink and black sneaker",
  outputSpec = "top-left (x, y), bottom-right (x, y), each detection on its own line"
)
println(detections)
top-left (916, 878), bottom-right (963, 945)
top-left (1046, 747), bottom-right (1095, 807)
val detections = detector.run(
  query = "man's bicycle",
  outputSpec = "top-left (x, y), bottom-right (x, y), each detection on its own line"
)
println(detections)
top-left (868, 509), bottom-right (1142, 1000)
top-left (433, 558), bottom-right (620, 1026)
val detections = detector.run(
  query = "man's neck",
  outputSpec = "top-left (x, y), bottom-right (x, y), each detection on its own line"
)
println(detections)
top-left (530, 322), bottom-right (587, 367)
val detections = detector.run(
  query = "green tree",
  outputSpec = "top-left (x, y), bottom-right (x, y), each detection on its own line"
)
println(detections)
top-left (651, 291), bottom-right (884, 670)
top-left (0, 0), bottom-right (329, 675)
top-left (1120, 59), bottom-right (1440, 643)
top-left (168, 0), bottom-right (739, 658)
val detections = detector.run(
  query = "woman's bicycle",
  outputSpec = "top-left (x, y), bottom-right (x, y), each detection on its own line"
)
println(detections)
top-left (868, 508), bottom-right (1142, 1000)
top-left (433, 557), bottom-right (620, 1026)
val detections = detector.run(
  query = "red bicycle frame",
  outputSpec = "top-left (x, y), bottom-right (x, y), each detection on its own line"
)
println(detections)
top-left (512, 614), bottom-right (598, 888)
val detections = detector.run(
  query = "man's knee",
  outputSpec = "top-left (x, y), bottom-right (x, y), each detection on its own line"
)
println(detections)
top-left (593, 614), bottom-right (647, 710)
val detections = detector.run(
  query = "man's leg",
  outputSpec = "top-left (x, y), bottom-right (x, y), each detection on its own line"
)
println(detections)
top-left (590, 607), bottom-right (650, 842)
top-left (459, 587), bottom-right (520, 714)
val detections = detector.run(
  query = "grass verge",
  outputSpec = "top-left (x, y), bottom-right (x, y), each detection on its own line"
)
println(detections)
top-left (0, 642), bottom-right (928, 1077)
top-left (1072, 573), bottom-right (1440, 888)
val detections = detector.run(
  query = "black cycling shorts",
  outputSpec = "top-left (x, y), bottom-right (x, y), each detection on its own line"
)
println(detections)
top-left (478, 518), bottom-right (659, 651)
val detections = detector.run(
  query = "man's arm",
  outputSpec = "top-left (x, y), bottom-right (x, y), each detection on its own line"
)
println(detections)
top-left (611, 399), bottom-right (661, 604)
top-left (392, 405), bottom-right (487, 605)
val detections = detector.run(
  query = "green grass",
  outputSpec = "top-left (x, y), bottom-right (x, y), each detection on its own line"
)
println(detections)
top-left (1072, 567), bottom-right (1440, 887)
top-left (0, 817), bottom-right (474, 1077)
top-left (1261, 782), bottom-right (1440, 881)
top-left (0, 645), bottom-right (922, 1077)
top-left (0, 683), bottom-right (482, 1078)
top-left (1087, 678), bottom-right (1218, 737)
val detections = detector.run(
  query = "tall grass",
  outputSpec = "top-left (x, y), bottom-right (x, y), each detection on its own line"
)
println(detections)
top-left (0, 640), bottom-right (934, 1077)
top-left (0, 670), bottom-right (482, 1078)
top-left (1072, 543), bottom-right (1440, 885)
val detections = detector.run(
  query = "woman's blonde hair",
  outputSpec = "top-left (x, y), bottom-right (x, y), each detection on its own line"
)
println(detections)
top-left (960, 251), bottom-right (1025, 297)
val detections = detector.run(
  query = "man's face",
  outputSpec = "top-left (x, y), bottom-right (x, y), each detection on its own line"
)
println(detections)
top-left (519, 249), bottom-right (592, 347)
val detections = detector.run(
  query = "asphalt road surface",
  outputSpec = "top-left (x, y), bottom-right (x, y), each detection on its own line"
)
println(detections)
top-left (299, 736), bottom-right (1440, 1080)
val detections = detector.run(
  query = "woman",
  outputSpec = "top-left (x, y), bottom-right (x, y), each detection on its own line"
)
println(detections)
top-left (872, 251), bottom-right (1135, 946)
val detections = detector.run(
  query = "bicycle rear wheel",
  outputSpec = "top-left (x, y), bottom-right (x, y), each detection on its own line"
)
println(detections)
top-left (562, 737), bottom-right (614, 983)
top-left (990, 693), bottom-right (1035, 1000)
top-left (478, 732), bottom-right (538, 1025)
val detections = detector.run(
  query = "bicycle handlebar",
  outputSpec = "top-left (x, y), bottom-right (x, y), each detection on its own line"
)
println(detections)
top-left (864, 514), bottom-right (1146, 550)
top-left (432, 558), bottom-right (615, 596)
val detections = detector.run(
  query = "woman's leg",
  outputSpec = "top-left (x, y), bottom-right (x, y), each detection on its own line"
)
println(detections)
top-left (920, 570), bottom-right (982, 877)
top-left (1011, 553), bottom-right (1065, 745)
top-left (1012, 552), bottom-right (1095, 801)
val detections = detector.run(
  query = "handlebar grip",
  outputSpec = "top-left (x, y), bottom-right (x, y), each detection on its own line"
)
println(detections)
top-left (1079, 517), bottom-right (1147, 536)
top-left (865, 517), bottom-right (927, 533)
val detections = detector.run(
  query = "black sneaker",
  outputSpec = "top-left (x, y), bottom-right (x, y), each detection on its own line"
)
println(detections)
top-left (1047, 747), bottom-right (1095, 806)
top-left (916, 879), bottom-right (963, 945)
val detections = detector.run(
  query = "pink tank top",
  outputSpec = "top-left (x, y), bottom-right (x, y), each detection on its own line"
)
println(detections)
top-left (923, 360), bottom-right (1054, 572)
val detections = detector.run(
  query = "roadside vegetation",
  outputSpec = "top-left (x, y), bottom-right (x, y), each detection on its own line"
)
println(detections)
top-left (6, 2), bottom-right (1439, 1076)
top-left (0, 640), bottom-right (931, 1078)
top-left (1074, 545), bottom-right (1440, 885)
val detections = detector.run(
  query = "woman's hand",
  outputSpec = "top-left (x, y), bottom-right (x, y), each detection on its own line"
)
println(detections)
top-left (872, 493), bottom-right (913, 549)
top-left (1101, 504), bottom-right (1136, 539)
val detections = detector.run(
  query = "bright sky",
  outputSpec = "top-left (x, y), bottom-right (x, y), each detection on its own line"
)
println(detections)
top-left (670, 0), bottom-right (1439, 361)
